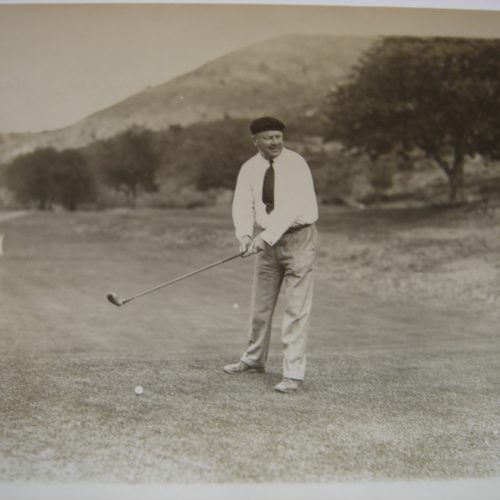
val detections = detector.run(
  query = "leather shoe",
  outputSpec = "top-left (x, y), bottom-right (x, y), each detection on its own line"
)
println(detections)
top-left (223, 361), bottom-right (265, 374)
top-left (274, 378), bottom-right (302, 393)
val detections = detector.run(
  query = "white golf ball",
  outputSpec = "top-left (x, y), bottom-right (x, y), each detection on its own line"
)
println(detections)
top-left (233, 303), bottom-right (239, 309)
top-left (134, 385), bottom-right (144, 395)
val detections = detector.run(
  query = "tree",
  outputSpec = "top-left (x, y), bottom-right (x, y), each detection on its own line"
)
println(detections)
top-left (326, 37), bottom-right (500, 203)
top-left (191, 119), bottom-right (255, 191)
top-left (53, 149), bottom-right (96, 210)
top-left (96, 127), bottom-right (160, 202)
top-left (6, 148), bottom-right (59, 209)
top-left (5, 147), bottom-right (97, 210)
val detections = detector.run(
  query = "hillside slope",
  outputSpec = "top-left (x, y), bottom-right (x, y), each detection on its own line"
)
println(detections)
top-left (0, 35), bottom-right (375, 162)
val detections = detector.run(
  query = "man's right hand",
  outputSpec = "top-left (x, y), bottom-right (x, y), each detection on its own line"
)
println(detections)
top-left (239, 235), bottom-right (253, 255)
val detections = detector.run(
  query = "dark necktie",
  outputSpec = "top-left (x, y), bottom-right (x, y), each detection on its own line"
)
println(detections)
top-left (262, 159), bottom-right (274, 214)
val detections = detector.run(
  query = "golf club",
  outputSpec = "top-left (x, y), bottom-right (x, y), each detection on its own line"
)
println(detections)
top-left (107, 251), bottom-right (245, 307)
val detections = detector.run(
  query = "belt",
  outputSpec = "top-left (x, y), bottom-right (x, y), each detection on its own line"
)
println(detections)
top-left (284, 223), bottom-right (311, 235)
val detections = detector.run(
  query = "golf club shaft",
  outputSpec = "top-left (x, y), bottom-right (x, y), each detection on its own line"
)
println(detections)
top-left (122, 251), bottom-right (245, 304)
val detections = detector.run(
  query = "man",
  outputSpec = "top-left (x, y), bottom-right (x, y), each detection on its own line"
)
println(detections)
top-left (223, 116), bottom-right (318, 393)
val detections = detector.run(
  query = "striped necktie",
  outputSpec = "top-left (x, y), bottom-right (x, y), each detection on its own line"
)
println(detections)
top-left (262, 159), bottom-right (274, 214)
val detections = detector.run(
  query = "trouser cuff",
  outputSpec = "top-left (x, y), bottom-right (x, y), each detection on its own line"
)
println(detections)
top-left (283, 373), bottom-right (304, 381)
top-left (240, 356), bottom-right (265, 369)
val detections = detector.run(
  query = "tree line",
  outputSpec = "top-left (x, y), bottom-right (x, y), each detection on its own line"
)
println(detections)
top-left (1, 121), bottom-right (255, 210)
top-left (2, 36), bottom-right (500, 210)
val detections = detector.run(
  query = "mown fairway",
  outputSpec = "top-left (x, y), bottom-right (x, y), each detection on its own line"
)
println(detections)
top-left (1, 206), bottom-right (499, 483)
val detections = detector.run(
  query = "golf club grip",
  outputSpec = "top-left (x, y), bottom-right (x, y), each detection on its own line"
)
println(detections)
top-left (124, 251), bottom-right (245, 303)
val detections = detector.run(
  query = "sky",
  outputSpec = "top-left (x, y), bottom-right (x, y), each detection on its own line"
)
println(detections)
top-left (1, 2), bottom-right (500, 133)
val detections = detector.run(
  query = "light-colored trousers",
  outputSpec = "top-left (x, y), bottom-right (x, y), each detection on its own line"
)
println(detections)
top-left (241, 224), bottom-right (317, 381)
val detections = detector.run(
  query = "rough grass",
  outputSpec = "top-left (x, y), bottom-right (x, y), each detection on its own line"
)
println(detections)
top-left (1, 205), bottom-right (500, 483)
top-left (2, 349), bottom-right (499, 483)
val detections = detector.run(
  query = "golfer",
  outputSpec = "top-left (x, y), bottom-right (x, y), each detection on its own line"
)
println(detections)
top-left (223, 116), bottom-right (318, 393)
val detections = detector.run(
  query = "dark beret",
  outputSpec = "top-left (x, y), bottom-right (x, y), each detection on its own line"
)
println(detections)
top-left (250, 116), bottom-right (286, 135)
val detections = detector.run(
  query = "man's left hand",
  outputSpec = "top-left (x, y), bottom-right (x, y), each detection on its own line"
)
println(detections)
top-left (247, 235), bottom-right (267, 254)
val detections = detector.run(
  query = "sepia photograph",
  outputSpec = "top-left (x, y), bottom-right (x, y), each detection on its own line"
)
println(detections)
top-left (1, 1), bottom-right (499, 499)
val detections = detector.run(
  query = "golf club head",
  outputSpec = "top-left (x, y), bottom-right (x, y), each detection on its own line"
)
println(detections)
top-left (107, 292), bottom-right (123, 307)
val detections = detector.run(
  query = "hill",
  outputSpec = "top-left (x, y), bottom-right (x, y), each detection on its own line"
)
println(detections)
top-left (0, 35), bottom-right (375, 163)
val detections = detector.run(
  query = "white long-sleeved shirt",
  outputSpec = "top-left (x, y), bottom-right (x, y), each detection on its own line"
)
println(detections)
top-left (232, 148), bottom-right (318, 246)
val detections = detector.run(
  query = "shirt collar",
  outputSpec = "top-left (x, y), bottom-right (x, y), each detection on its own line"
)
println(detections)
top-left (258, 149), bottom-right (285, 165)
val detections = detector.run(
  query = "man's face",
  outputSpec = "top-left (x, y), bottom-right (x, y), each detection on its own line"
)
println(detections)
top-left (253, 130), bottom-right (284, 160)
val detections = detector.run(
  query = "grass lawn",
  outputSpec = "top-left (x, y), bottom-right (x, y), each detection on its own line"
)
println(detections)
top-left (1, 205), bottom-right (499, 486)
